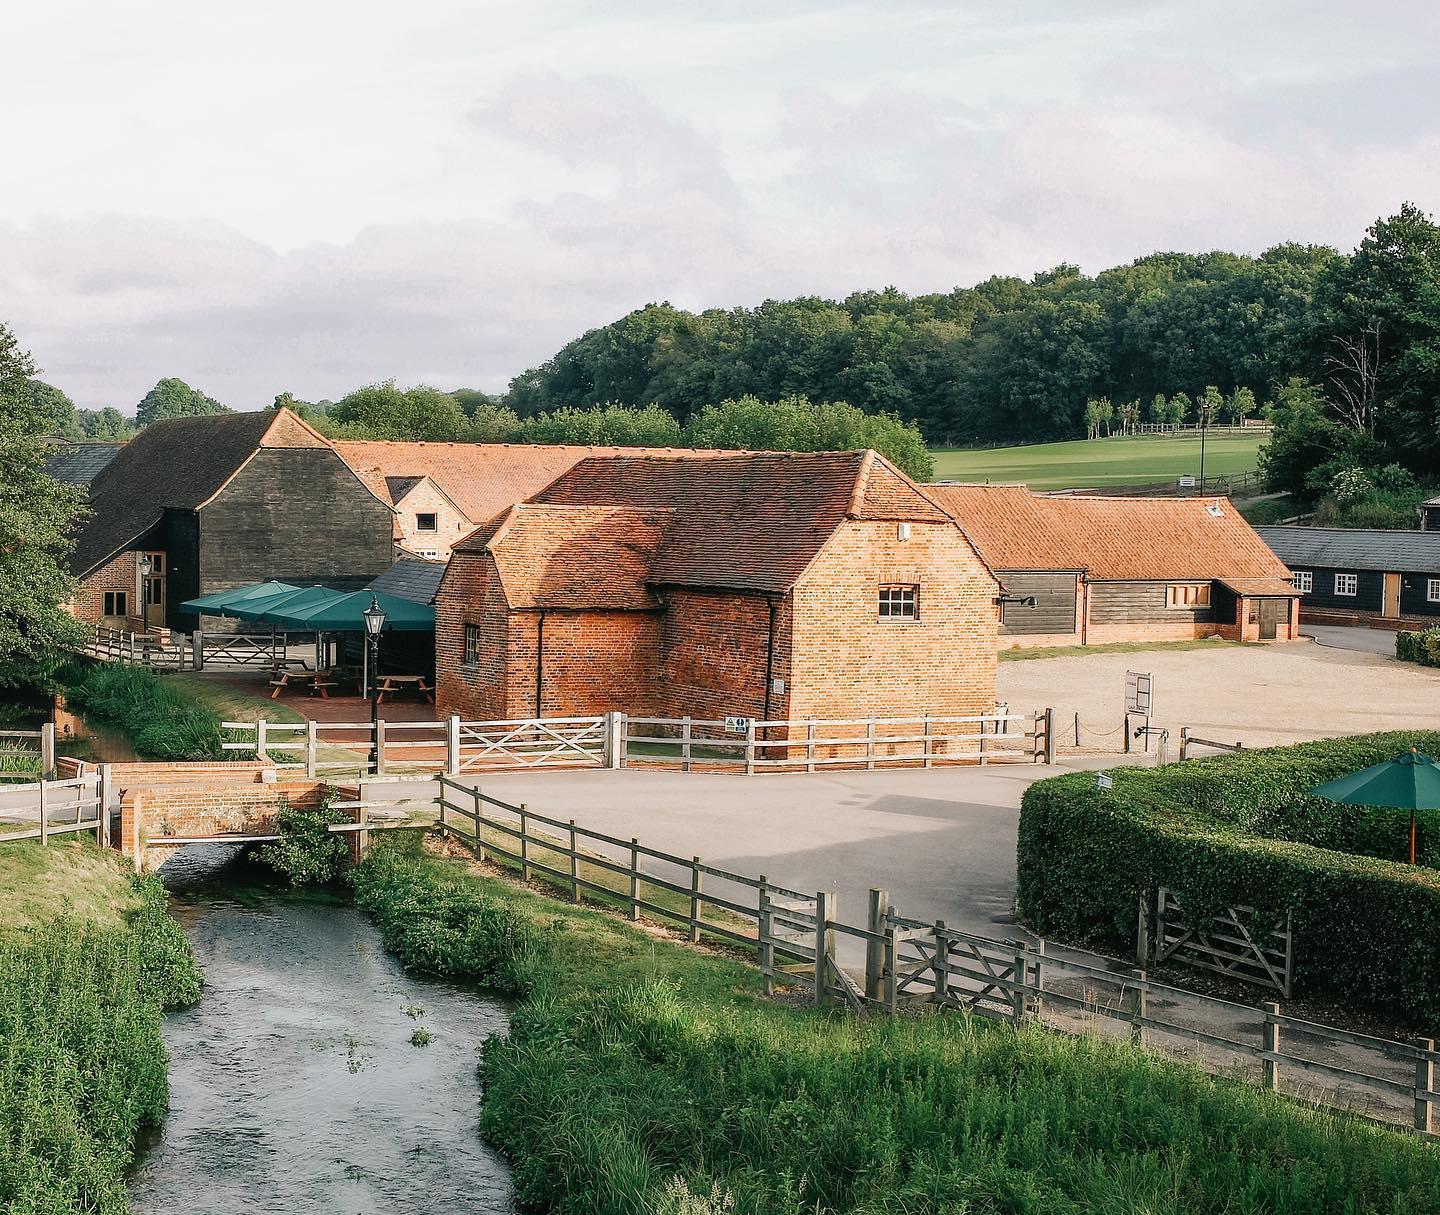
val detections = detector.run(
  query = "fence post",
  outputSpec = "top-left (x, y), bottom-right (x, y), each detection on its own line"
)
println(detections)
top-left (40, 722), bottom-right (55, 778)
top-left (569, 820), bottom-right (580, 903)
top-left (1044, 708), bottom-right (1056, 763)
top-left (806, 719), bottom-right (817, 773)
top-left (1136, 890), bottom-right (1151, 967)
top-left (256, 718), bottom-right (268, 760)
top-left (933, 919), bottom-right (950, 1005)
top-left (681, 716), bottom-right (692, 773)
top-left (688, 857), bottom-right (703, 942)
top-left (1008, 940), bottom-right (1026, 1023)
top-left (979, 718), bottom-right (987, 766)
top-left (472, 786), bottom-right (486, 862)
top-left (192, 629), bottom-right (204, 670)
top-left (757, 875), bottom-right (771, 987)
top-left (1179, 726), bottom-right (1190, 762)
top-left (603, 710), bottom-right (625, 769)
top-left (1262, 1001), bottom-right (1281, 1090)
top-left (865, 887), bottom-right (889, 1001)
top-left (1416, 1039), bottom-right (1435, 1135)
top-left (305, 720), bottom-right (318, 779)
top-left (98, 765), bottom-right (113, 849)
top-left (814, 890), bottom-right (836, 1008)
top-left (884, 905), bottom-right (898, 1011)
top-left (519, 806), bottom-right (531, 882)
top-left (628, 838), bottom-right (640, 920)
top-left (375, 719), bottom-right (387, 776)
top-left (446, 715), bottom-right (461, 776)
top-left (1032, 938), bottom-right (1045, 1020)
top-left (436, 777), bottom-right (449, 835)
top-left (38, 780), bottom-right (49, 845)
top-left (357, 803), bottom-right (370, 861)
top-left (1129, 971), bottom-right (1147, 1045)
top-left (922, 717), bottom-right (933, 768)
top-left (744, 720), bottom-right (756, 776)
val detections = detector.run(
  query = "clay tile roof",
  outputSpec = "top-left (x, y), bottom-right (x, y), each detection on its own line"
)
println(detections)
top-left (332, 441), bottom-right (727, 527)
top-left (70, 409), bottom-right (320, 576)
top-left (466, 504), bottom-right (670, 610)
top-left (529, 449), bottom-right (953, 594)
top-left (928, 485), bottom-right (1294, 584)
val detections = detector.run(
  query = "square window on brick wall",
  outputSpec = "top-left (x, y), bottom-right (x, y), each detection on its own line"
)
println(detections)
top-left (878, 584), bottom-right (919, 621)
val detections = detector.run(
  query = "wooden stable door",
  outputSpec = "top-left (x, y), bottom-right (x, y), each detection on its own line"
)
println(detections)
top-left (1382, 572), bottom-right (1401, 619)
top-left (1258, 598), bottom-right (1284, 640)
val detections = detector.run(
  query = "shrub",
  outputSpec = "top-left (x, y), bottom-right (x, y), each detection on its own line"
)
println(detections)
top-left (63, 662), bottom-right (228, 760)
top-left (1018, 730), bottom-right (1440, 1020)
top-left (255, 792), bottom-right (352, 886)
top-left (1396, 627), bottom-right (1440, 668)
top-left (0, 873), bottom-right (200, 1213)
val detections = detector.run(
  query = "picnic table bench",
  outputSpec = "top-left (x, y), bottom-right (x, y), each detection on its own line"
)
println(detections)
top-left (375, 674), bottom-right (435, 704)
top-left (269, 670), bottom-right (337, 700)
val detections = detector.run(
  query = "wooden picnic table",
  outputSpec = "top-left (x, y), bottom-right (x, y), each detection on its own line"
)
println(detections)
top-left (269, 670), bottom-right (337, 700)
top-left (375, 673), bottom-right (435, 704)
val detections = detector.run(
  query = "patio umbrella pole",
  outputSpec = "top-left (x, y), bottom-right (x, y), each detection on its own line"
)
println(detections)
top-left (1411, 808), bottom-right (1417, 866)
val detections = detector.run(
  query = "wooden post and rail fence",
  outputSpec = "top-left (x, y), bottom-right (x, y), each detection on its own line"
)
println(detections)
top-left (0, 724), bottom-right (56, 781)
top-left (220, 708), bottom-right (1057, 778)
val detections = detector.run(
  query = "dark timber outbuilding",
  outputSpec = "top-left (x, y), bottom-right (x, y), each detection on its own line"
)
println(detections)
top-left (1257, 526), bottom-right (1440, 630)
top-left (68, 408), bottom-right (394, 633)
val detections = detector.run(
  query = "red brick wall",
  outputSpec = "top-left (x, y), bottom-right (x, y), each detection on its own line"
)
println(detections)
top-left (436, 553), bottom-right (512, 718)
top-left (122, 779), bottom-right (327, 870)
top-left (71, 550), bottom-right (142, 628)
top-left (787, 520), bottom-right (999, 720)
top-left (656, 589), bottom-right (792, 722)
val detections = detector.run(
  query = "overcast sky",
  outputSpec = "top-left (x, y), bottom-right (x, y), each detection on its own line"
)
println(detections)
top-left (2, 1), bottom-right (1437, 411)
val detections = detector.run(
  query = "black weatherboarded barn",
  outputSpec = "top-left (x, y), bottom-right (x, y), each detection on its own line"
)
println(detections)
top-left (1257, 526), bottom-right (1440, 627)
top-left (69, 408), bottom-right (394, 632)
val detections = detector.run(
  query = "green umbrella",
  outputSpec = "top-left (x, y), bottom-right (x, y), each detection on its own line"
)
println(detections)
top-left (226, 585), bottom-right (338, 623)
top-left (264, 589), bottom-right (435, 632)
top-left (1309, 749), bottom-right (1440, 865)
top-left (178, 580), bottom-right (300, 615)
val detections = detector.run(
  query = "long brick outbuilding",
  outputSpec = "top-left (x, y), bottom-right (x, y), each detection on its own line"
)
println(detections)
top-left (436, 450), bottom-right (1001, 725)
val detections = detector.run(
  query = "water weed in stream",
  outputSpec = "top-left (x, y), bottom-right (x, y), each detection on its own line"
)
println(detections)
top-left (352, 833), bottom-right (1440, 1215)
top-left (0, 873), bottom-right (200, 1215)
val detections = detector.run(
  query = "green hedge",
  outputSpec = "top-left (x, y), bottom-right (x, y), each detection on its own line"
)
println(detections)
top-left (0, 875), bottom-right (201, 1213)
top-left (1018, 730), bottom-right (1440, 1021)
top-left (1396, 627), bottom-right (1440, 667)
top-left (63, 663), bottom-right (230, 760)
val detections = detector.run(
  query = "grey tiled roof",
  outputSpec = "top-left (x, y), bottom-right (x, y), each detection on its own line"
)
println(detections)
top-left (1256, 526), bottom-right (1440, 574)
top-left (44, 442), bottom-right (125, 486)
top-left (367, 557), bottom-right (446, 605)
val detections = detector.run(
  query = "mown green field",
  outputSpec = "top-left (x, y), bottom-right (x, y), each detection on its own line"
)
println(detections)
top-left (930, 431), bottom-right (1269, 489)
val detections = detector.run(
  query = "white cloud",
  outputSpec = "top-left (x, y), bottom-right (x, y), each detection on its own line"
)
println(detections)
top-left (0, 1), bottom-right (1435, 408)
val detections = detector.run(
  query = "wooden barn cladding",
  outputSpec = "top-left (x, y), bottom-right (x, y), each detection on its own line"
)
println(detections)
top-left (66, 408), bottom-right (394, 632)
top-left (435, 450), bottom-right (1001, 723)
top-left (928, 484), bottom-right (1300, 647)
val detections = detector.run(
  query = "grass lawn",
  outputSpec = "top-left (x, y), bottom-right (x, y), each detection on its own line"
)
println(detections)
top-left (166, 671), bottom-right (306, 725)
top-left (0, 840), bottom-right (143, 935)
top-left (930, 431), bottom-right (1268, 489)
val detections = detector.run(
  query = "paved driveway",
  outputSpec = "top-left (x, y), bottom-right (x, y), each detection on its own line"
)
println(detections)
top-left (1305, 625), bottom-right (1403, 656)
top-left (400, 759), bottom-right (1121, 962)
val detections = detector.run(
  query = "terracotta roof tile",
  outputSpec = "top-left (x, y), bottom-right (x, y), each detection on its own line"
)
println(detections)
top-left (928, 485), bottom-right (1293, 583)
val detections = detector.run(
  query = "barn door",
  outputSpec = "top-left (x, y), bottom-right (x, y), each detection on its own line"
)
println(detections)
top-left (1258, 598), bottom-right (1282, 640)
top-left (1382, 572), bottom-right (1401, 619)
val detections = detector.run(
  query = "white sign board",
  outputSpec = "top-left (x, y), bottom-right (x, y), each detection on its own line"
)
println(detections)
top-left (1178, 474), bottom-right (1196, 488)
top-left (1125, 670), bottom-right (1153, 717)
top-left (724, 716), bottom-right (753, 734)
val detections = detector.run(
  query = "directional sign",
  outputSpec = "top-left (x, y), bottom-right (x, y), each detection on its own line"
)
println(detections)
top-left (1125, 670), bottom-right (1153, 717)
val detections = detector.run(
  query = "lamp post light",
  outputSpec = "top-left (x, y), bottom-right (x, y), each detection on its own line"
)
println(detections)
top-left (137, 554), bottom-right (153, 635)
top-left (362, 596), bottom-right (387, 773)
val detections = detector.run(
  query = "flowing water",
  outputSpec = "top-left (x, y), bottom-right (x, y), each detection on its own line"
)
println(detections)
top-left (127, 847), bottom-right (515, 1213)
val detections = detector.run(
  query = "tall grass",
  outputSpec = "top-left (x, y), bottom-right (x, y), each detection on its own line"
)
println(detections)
top-left (354, 834), bottom-right (1440, 1214)
top-left (63, 663), bottom-right (229, 760)
top-left (0, 874), bottom-right (201, 1214)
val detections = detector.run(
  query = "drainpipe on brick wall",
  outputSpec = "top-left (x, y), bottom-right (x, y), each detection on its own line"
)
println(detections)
top-left (761, 596), bottom-right (779, 736)
top-left (534, 610), bottom-right (546, 717)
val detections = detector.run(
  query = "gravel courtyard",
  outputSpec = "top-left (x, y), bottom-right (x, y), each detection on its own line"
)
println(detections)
top-left (997, 633), bottom-right (1440, 752)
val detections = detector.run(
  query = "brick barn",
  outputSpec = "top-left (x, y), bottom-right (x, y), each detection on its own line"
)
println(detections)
top-left (929, 485), bottom-right (1300, 648)
top-left (435, 450), bottom-right (1001, 723)
top-left (68, 408), bottom-right (394, 633)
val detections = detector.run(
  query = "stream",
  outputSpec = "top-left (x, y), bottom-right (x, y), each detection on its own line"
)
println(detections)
top-left (127, 846), bottom-right (515, 1213)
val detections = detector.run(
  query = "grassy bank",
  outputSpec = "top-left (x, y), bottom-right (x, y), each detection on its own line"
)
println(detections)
top-left (0, 842), bottom-right (201, 1214)
top-left (999, 637), bottom-right (1242, 662)
top-left (931, 432), bottom-right (1265, 489)
top-left (353, 833), bottom-right (1440, 1214)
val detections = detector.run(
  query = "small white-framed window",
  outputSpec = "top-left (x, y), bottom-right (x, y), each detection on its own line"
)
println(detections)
top-left (1292, 571), bottom-right (1312, 594)
top-left (878, 584), bottom-right (919, 621)
top-left (1334, 573), bottom-right (1358, 597)
top-left (416, 512), bottom-right (438, 533)
top-left (1427, 578), bottom-right (1440, 604)
top-left (1166, 583), bottom-right (1211, 608)
top-left (463, 623), bottom-right (482, 664)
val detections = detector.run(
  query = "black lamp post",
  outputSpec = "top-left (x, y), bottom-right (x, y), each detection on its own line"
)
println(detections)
top-left (363, 596), bottom-right (387, 772)
top-left (137, 554), bottom-right (152, 633)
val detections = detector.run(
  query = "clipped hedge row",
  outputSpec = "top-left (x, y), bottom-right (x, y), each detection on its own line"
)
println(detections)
top-left (1396, 627), bottom-right (1440, 667)
top-left (1018, 730), bottom-right (1440, 1022)
top-left (64, 662), bottom-right (229, 760)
